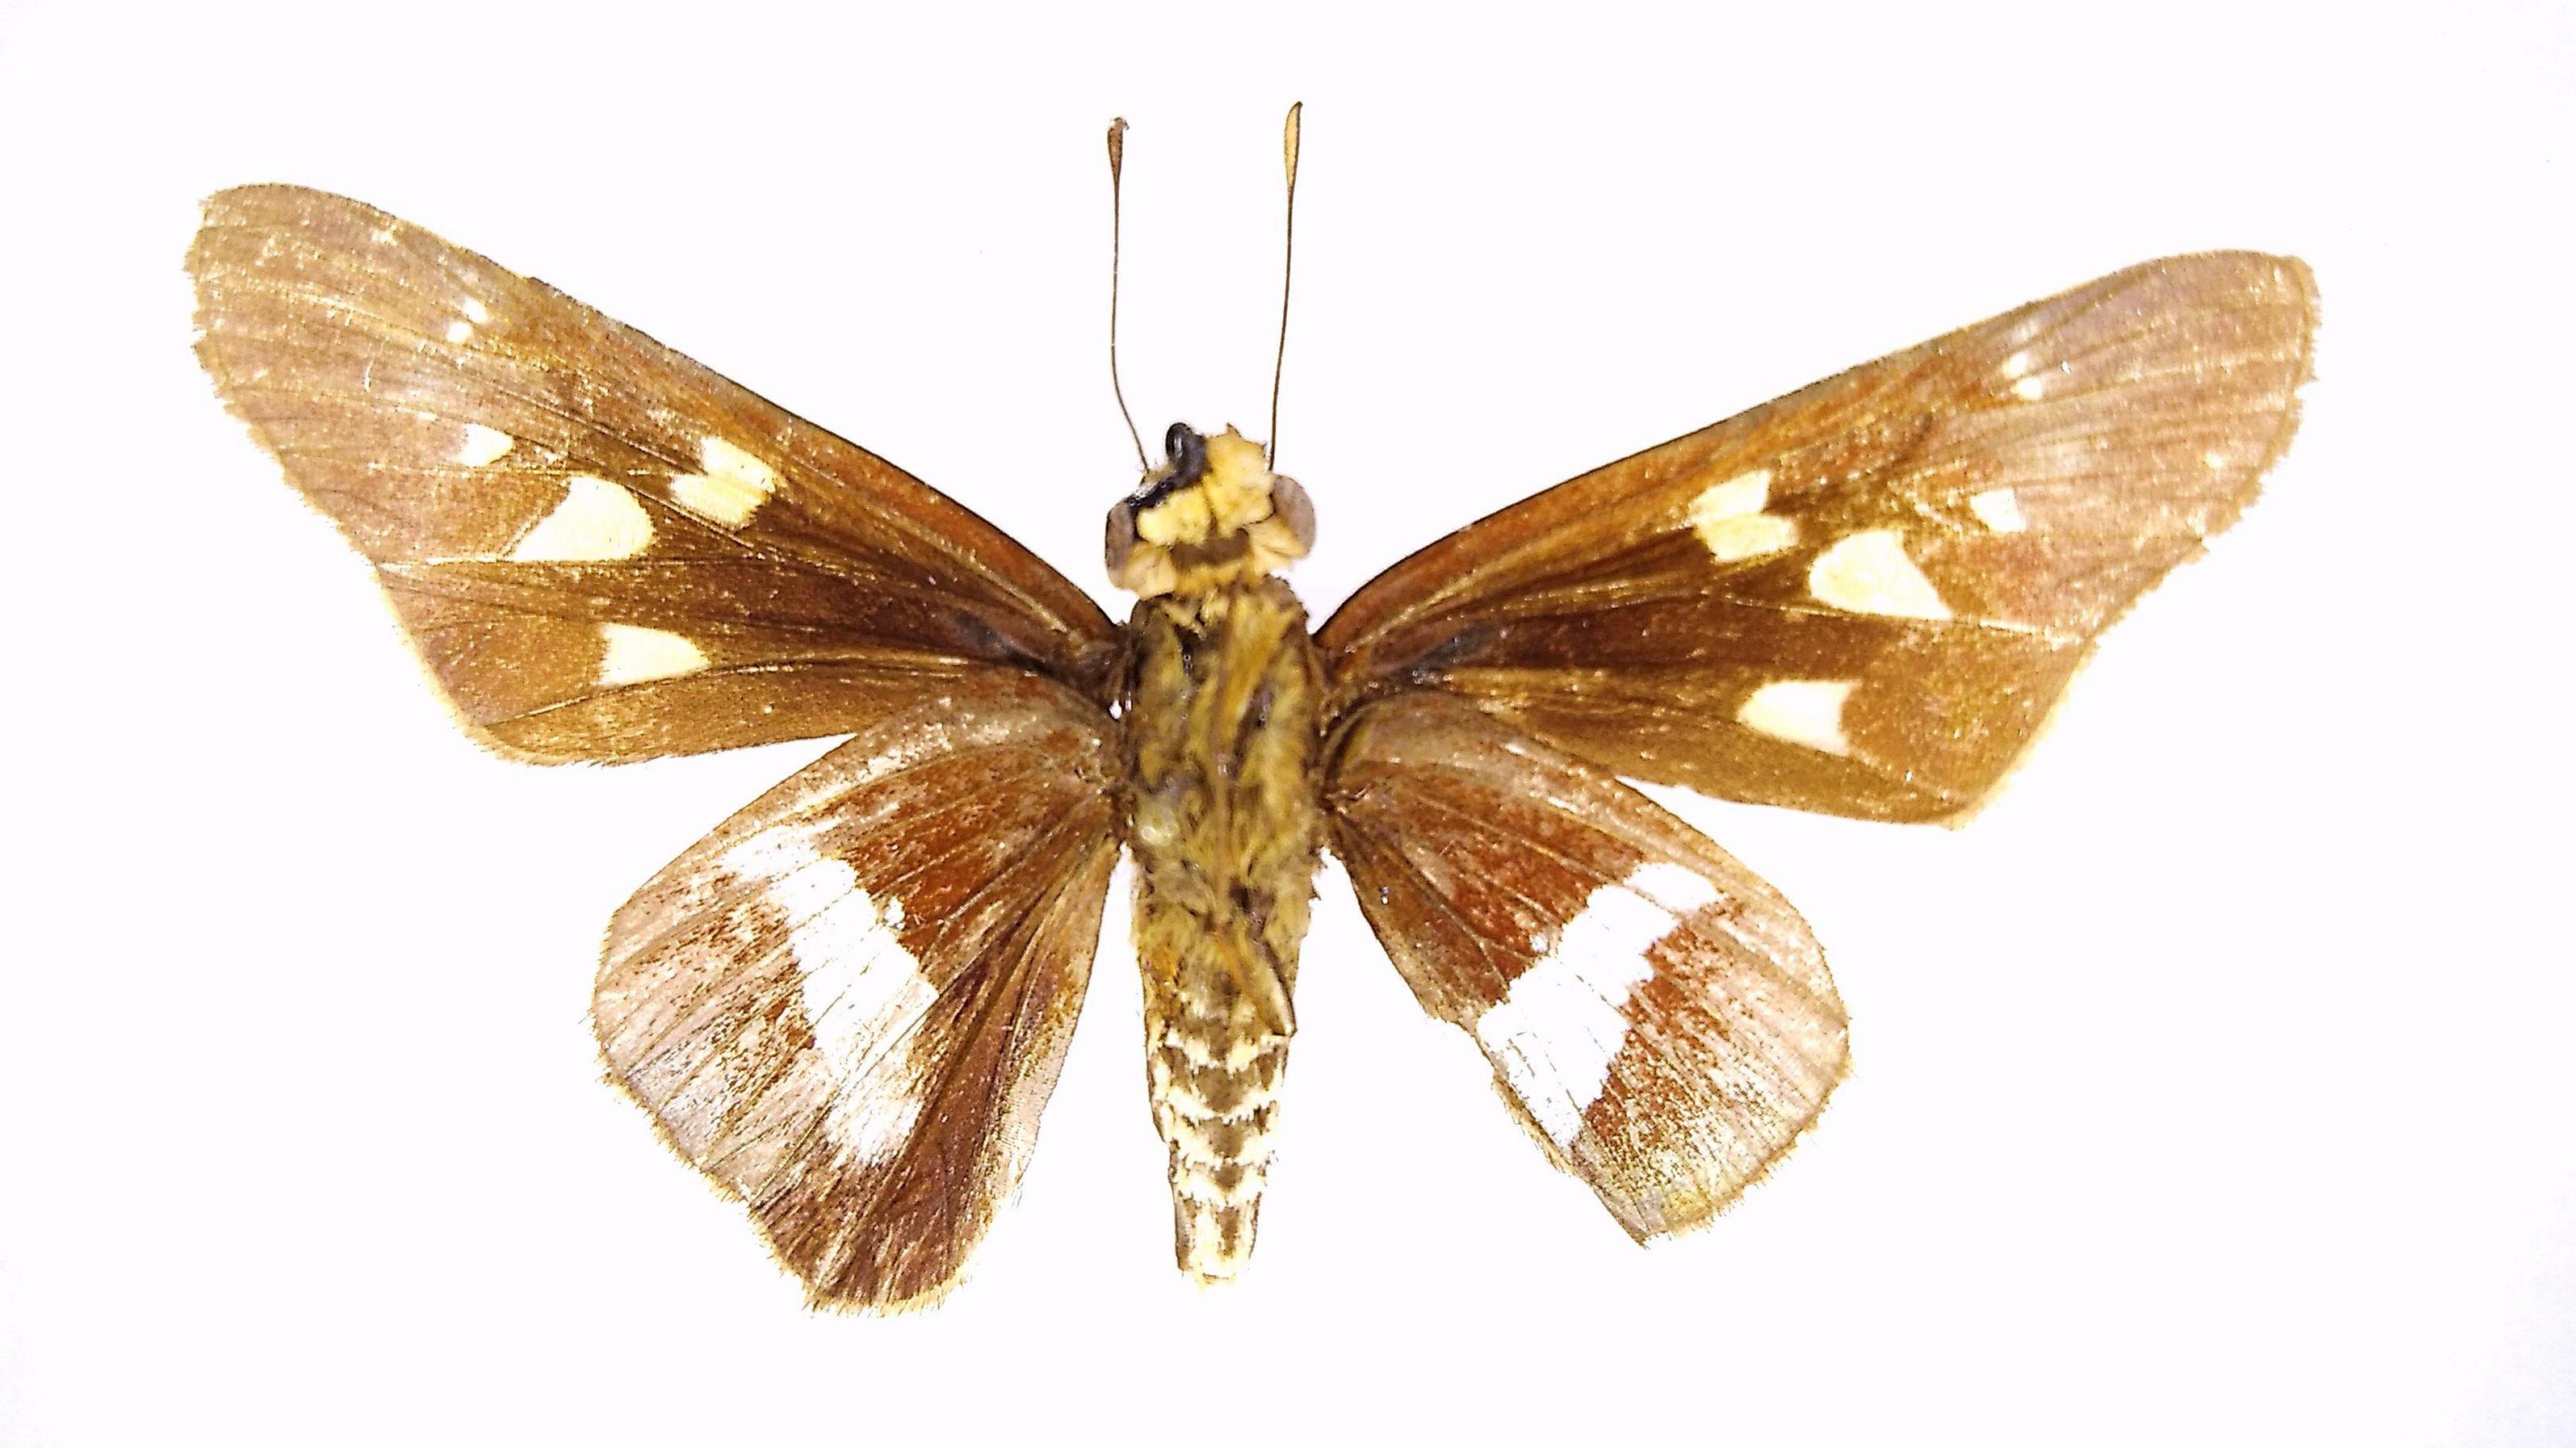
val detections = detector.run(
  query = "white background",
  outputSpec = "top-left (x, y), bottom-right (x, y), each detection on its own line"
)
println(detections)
top-left (2, 3), bottom-right (2570, 1444)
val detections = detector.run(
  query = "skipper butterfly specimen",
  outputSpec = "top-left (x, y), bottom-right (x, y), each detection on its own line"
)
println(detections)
top-left (189, 111), bottom-right (2315, 1309)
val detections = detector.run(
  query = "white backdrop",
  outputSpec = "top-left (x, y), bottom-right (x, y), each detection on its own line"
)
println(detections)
top-left (2, 3), bottom-right (2570, 1444)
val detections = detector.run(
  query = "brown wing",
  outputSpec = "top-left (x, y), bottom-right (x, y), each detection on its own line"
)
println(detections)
top-left (1319, 253), bottom-right (2318, 822)
top-left (190, 185), bottom-right (1118, 762)
top-left (1325, 691), bottom-right (1848, 1239)
top-left (592, 671), bottom-right (1121, 1311)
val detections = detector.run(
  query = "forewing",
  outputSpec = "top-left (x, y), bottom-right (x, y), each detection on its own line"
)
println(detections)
top-left (190, 185), bottom-right (1118, 761)
top-left (1325, 691), bottom-right (1848, 1239)
top-left (1320, 253), bottom-right (2318, 821)
top-left (592, 672), bottom-right (1122, 1311)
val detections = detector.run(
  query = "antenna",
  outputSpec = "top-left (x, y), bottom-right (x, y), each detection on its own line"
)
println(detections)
top-left (1266, 102), bottom-right (1303, 467)
top-left (1106, 117), bottom-right (1149, 471)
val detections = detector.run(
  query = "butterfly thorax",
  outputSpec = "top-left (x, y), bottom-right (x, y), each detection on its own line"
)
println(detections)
top-left (1112, 424), bottom-right (1324, 1280)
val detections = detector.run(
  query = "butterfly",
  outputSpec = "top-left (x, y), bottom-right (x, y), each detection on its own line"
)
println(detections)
top-left (187, 150), bottom-right (2315, 1311)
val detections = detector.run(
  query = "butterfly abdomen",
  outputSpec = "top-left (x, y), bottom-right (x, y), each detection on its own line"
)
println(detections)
top-left (1124, 576), bottom-right (1325, 1281)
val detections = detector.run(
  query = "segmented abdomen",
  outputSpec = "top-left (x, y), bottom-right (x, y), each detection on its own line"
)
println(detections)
top-left (1124, 577), bottom-right (1324, 1280)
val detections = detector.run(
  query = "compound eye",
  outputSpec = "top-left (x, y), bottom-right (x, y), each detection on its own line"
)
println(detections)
top-left (1104, 498), bottom-right (1140, 572)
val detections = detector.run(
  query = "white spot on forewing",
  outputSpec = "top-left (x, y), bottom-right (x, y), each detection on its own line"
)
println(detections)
top-left (1687, 467), bottom-right (1799, 563)
top-left (1968, 488), bottom-right (2027, 533)
top-left (445, 320), bottom-right (474, 345)
top-left (455, 423), bottom-right (513, 467)
top-left (1737, 679), bottom-right (1858, 756)
top-left (1476, 862), bottom-right (1719, 1148)
top-left (1809, 529), bottom-right (1951, 620)
top-left (595, 622), bottom-right (708, 686)
top-left (722, 829), bottom-right (937, 1165)
top-left (462, 297), bottom-right (491, 325)
top-left (669, 435), bottom-right (780, 527)
top-left (509, 476), bottom-right (655, 561)
top-left (2001, 352), bottom-right (2059, 400)
top-left (1692, 469), bottom-right (1771, 517)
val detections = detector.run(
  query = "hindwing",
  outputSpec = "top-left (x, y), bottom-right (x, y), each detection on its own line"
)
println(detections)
top-left (592, 671), bottom-right (1122, 1311)
top-left (1326, 691), bottom-right (1848, 1238)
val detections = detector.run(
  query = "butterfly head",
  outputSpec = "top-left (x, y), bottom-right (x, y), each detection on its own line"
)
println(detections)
top-left (1105, 422), bottom-right (1314, 598)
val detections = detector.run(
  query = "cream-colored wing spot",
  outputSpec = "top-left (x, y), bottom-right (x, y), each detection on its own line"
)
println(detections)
top-left (507, 476), bottom-right (655, 561)
top-left (596, 622), bottom-right (708, 687)
top-left (461, 297), bottom-right (491, 325)
top-left (1968, 488), bottom-right (2028, 533)
top-left (1736, 679), bottom-right (1858, 756)
top-left (1686, 467), bottom-right (1801, 563)
top-left (670, 435), bottom-right (782, 527)
top-left (443, 319), bottom-right (474, 345)
top-left (1808, 529), bottom-right (1951, 620)
top-left (1476, 861), bottom-right (1719, 1148)
top-left (2000, 347), bottom-right (2058, 400)
top-left (721, 827), bottom-right (937, 1166)
top-left (454, 423), bottom-right (514, 466)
